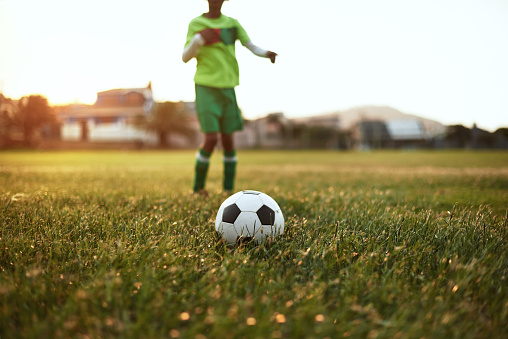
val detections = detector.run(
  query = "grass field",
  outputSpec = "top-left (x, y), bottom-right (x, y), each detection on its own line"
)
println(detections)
top-left (1, 150), bottom-right (507, 338)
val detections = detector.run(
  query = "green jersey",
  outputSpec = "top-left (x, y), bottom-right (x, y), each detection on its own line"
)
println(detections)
top-left (185, 14), bottom-right (251, 88)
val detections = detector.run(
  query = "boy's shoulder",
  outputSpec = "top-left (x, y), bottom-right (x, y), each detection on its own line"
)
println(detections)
top-left (189, 14), bottom-right (239, 26)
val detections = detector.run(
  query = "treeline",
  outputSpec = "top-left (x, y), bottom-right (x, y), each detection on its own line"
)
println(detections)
top-left (444, 124), bottom-right (508, 149)
top-left (1, 93), bottom-right (507, 150)
top-left (0, 94), bottom-right (56, 147)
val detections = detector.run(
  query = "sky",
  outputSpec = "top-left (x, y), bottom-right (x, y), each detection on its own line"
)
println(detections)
top-left (1, 0), bottom-right (507, 132)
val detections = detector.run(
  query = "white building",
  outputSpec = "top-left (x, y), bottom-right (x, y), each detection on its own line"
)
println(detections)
top-left (58, 83), bottom-right (157, 145)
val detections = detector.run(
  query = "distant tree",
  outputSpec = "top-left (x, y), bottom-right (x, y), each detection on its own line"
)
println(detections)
top-left (493, 128), bottom-right (508, 149)
top-left (0, 94), bottom-right (16, 146)
top-left (16, 95), bottom-right (56, 146)
top-left (445, 125), bottom-right (471, 148)
top-left (494, 128), bottom-right (508, 140)
top-left (134, 101), bottom-right (197, 148)
top-left (477, 132), bottom-right (497, 148)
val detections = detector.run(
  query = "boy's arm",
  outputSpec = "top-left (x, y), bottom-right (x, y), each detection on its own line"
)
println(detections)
top-left (182, 33), bottom-right (205, 63)
top-left (244, 41), bottom-right (277, 63)
top-left (182, 28), bottom-right (223, 62)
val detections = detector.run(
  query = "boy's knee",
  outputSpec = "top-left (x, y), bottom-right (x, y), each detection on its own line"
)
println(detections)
top-left (203, 133), bottom-right (220, 151)
top-left (221, 133), bottom-right (234, 151)
top-left (207, 133), bottom-right (219, 144)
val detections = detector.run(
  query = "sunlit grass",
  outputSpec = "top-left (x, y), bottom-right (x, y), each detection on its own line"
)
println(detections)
top-left (1, 150), bottom-right (507, 338)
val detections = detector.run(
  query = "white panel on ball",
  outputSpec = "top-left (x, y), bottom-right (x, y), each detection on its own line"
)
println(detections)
top-left (235, 194), bottom-right (264, 212)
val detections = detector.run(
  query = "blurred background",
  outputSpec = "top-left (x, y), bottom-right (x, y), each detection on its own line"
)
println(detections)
top-left (1, 0), bottom-right (507, 149)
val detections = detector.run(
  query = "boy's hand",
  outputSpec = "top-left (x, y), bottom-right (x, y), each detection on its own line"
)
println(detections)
top-left (267, 51), bottom-right (277, 64)
top-left (199, 28), bottom-right (221, 45)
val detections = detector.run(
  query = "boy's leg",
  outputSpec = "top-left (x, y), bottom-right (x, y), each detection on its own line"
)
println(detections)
top-left (218, 88), bottom-right (241, 192)
top-left (194, 133), bottom-right (218, 193)
top-left (221, 133), bottom-right (237, 192)
top-left (194, 149), bottom-right (211, 192)
top-left (194, 84), bottom-right (220, 193)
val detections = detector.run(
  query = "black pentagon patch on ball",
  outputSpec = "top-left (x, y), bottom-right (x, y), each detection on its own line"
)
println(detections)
top-left (223, 204), bottom-right (241, 223)
top-left (257, 205), bottom-right (275, 226)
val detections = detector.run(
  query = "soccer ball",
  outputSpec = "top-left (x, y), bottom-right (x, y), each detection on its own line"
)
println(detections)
top-left (215, 190), bottom-right (285, 245)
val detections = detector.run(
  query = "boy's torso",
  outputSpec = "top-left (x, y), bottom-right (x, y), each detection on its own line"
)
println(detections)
top-left (186, 14), bottom-right (250, 88)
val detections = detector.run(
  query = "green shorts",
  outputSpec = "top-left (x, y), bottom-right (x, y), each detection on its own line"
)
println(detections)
top-left (195, 84), bottom-right (244, 134)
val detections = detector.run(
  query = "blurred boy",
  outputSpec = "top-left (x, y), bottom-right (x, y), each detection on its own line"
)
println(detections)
top-left (182, 0), bottom-right (277, 195)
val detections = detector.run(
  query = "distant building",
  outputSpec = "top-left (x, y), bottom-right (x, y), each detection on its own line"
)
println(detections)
top-left (58, 83), bottom-right (157, 145)
top-left (293, 107), bottom-right (443, 150)
top-left (386, 119), bottom-right (426, 148)
top-left (353, 120), bottom-right (391, 149)
top-left (236, 113), bottom-right (290, 149)
top-left (351, 119), bottom-right (427, 149)
top-left (236, 113), bottom-right (348, 149)
top-left (236, 108), bottom-right (439, 150)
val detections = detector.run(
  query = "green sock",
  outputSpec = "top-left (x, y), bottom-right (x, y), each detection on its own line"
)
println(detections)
top-left (223, 150), bottom-right (237, 191)
top-left (194, 149), bottom-right (211, 192)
